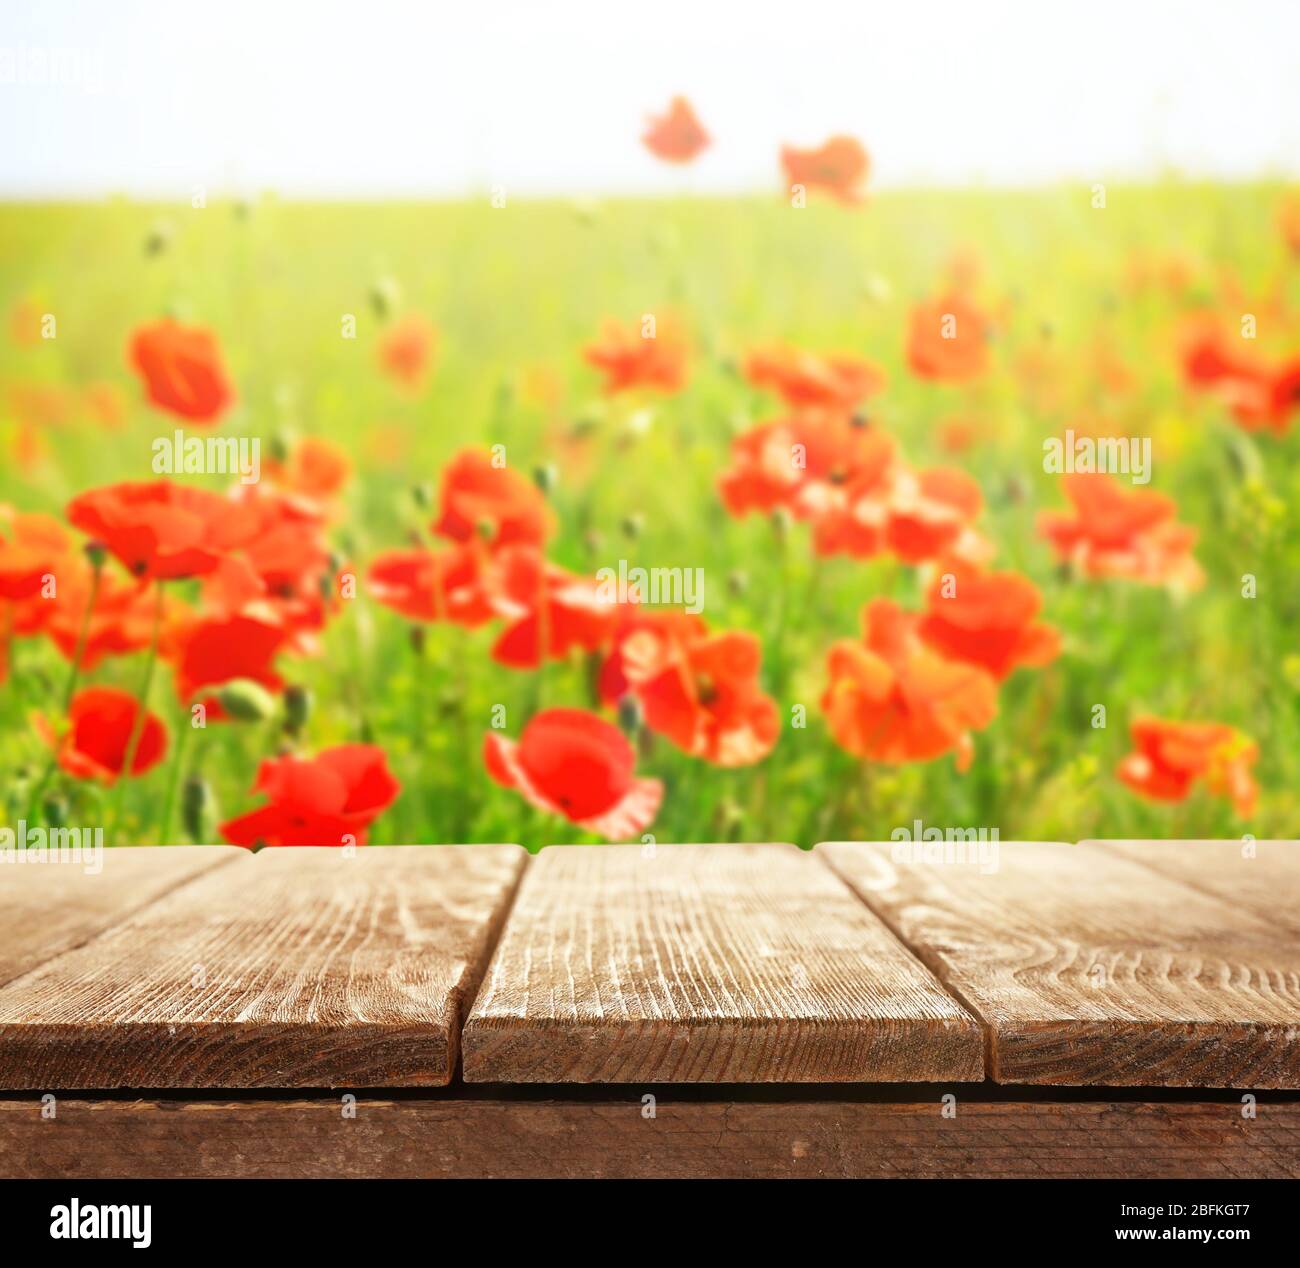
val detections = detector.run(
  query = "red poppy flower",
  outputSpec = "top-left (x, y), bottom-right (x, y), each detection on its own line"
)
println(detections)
top-left (37, 686), bottom-right (168, 784)
top-left (128, 319), bottom-right (234, 425)
top-left (487, 546), bottom-right (620, 669)
top-left (642, 96), bottom-right (710, 163)
top-left (8, 299), bottom-right (43, 347)
top-left (719, 414), bottom-right (896, 532)
top-left (221, 745), bottom-right (401, 848)
top-left (367, 544), bottom-right (496, 627)
top-left (780, 136), bottom-right (870, 204)
top-left (484, 707), bottom-right (662, 840)
top-left (883, 466), bottom-right (986, 564)
top-left (433, 449), bottom-right (555, 551)
top-left (822, 598), bottom-right (998, 771)
top-left (199, 486), bottom-right (334, 641)
top-left (46, 569), bottom-right (184, 673)
top-left (906, 294), bottom-right (991, 382)
top-left (1117, 717), bottom-right (1258, 818)
top-left (1180, 320), bottom-right (1300, 435)
top-left (8, 382), bottom-right (74, 429)
top-left (583, 319), bottom-right (689, 395)
top-left (82, 381), bottom-right (127, 431)
top-left (918, 562), bottom-right (1060, 681)
top-left (377, 314), bottom-right (436, 392)
top-left (66, 481), bottom-right (235, 581)
top-left (165, 610), bottom-right (292, 711)
top-left (265, 435), bottom-right (352, 504)
top-left (0, 510), bottom-right (69, 601)
top-left (601, 611), bottom-right (778, 766)
top-left (1037, 473), bottom-right (1202, 590)
top-left (744, 346), bottom-right (886, 411)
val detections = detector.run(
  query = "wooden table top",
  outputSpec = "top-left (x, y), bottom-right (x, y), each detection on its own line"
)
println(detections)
top-left (1, 840), bottom-right (1297, 1090)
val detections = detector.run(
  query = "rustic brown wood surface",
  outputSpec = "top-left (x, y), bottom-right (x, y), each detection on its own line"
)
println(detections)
top-left (0, 846), bottom-right (238, 989)
top-left (2, 1091), bottom-right (1295, 1179)
top-left (820, 841), bottom-right (1300, 1089)
top-left (0, 846), bottom-right (525, 1089)
top-left (462, 843), bottom-right (984, 1083)
top-left (1089, 839), bottom-right (1300, 936)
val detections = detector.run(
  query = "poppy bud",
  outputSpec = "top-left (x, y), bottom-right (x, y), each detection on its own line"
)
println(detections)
top-left (533, 463), bottom-right (558, 494)
top-left (617, 694), bottom-right (643, 735)
top-left (409, 624), bottom-right (427, 655)
top-left (144, 220), bottom-right (172, 257)
top-left (411, 481), bottom-right (433, 510)
top-left (620, 512), bottom-right (644, 540)
top-left (719, 797), bottom-right (745, 835)
top-left (269, 429), bottom-right (292, 465)
top-left (771, 507), bottom-right (792, 540)
top-left (284, 684), bottom-right (313, 735)
top-left (217, 679), bottom-right (278, 723)
top-left (182, 775), bottom-right (217, 843)
top-left (369, 276), bottom-right (401, 320)
top-left (42, 793), bottom-right (69, 829)
top-left (84, 540), bottom-right (108, 569)
top-left (727, 569), bottom-right (748, 597)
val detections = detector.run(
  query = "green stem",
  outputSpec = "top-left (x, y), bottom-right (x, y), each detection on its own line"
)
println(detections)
top-left (107, 582), bottom-right (165, 844)
top-left (26, 563), bottom-right (109, 823)
top-left (155, 707), bottom-right (191, 845)
top-left (63, 563), bottom-right (103, 711)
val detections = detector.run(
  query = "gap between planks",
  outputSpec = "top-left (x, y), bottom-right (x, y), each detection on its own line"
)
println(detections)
top-left (0, 846), bottom-right (527, 1089)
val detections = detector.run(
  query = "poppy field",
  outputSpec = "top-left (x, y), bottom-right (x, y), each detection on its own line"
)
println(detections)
top-left (2, 172), bottom-right (1299, 850)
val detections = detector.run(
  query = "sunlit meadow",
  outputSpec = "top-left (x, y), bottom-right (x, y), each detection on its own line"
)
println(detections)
top-left (2, 180), bottom-right (1298, 849)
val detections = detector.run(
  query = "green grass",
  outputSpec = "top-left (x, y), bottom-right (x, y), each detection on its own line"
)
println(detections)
top-left (2, 184), bottom-right (1298, 848)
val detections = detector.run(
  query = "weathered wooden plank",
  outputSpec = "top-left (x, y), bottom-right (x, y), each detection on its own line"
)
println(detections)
top-left (462, 843), bottom-right (983, 1083)
top-left (2, 1092), bottom-right (1295, 1179)
top-left (0, 846), bottom-right (239, 989)
top-left (0, 846), bottom-right (526, 1089)
top-left (1088, 840), bottom-right (1300, 937)
top-left (820, 841), bottom-right (1300, 1089)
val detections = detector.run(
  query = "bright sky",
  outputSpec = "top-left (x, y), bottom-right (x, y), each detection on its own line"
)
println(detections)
top-left (2, 0), bottom-right (1297, 197)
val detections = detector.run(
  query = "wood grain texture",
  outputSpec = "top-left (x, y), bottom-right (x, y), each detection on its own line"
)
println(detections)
top-left (820, 841), bottom-right (1300, 1089)
top-left (1088, 840), bottom-right (1300, 936)
top-left (462, 843), bottom-right (983, 1083)
top-left (0, 846), bottom-right (526, 1089)
top-left (3, 1093), bottom-right (1296, 1179)
top-left (0, 846), bottom-right (238, 989)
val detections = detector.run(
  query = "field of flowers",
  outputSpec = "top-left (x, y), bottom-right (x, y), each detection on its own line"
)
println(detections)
top-left (2, 173), bottom-right (1298, 849)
